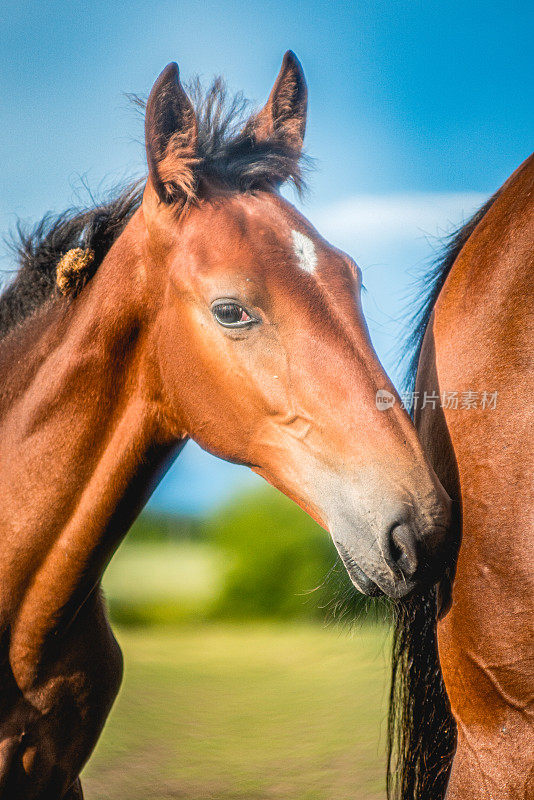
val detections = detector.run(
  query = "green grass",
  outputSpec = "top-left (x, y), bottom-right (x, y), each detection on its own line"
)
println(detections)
top-left (82, 623), bottom-right (390, 800)
top-left (104, 542), bottom-right (223, 624)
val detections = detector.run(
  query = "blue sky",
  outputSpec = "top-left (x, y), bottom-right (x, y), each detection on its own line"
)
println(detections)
top-left (1, 1), bottom-right (532, 514)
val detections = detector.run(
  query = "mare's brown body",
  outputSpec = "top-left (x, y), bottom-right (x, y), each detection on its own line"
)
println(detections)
top-left (416, 154), bottom-right (534, 797)
top-left (0, 56), bottom-right (453, 798)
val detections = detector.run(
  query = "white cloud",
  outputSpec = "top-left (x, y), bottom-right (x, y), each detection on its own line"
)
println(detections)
top-left (309, 192), bottom-right (488, 247)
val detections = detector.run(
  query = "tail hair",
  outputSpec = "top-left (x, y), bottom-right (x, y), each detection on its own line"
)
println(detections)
top-left (387, 590), bottom-right (456, 799)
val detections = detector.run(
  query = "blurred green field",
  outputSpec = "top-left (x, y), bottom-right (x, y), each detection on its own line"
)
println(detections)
top-left (103, 488), bottom-right (385, 627)
top-left (83, 624), bottom-right (390, 800)
top-left (88, 491), bottom-right (391, 798)
top-left (104, 541), bottom-right (224, 624)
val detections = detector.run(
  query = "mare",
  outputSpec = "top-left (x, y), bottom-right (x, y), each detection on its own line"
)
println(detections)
top-left (0, 54), bottom-right (452, 798)
top-left (388, 154), bottom-right (534, 798)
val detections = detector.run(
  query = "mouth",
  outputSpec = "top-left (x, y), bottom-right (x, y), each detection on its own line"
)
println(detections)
top-left (335, 542), bottom-right (384, 597)
top-left (335, 541), bottom-right (428, 600)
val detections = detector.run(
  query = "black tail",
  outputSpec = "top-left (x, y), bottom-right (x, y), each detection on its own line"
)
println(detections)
top-left (387, 591), bottom-right (456, 799)
top-left (387, 192), bottom-right (500, 799)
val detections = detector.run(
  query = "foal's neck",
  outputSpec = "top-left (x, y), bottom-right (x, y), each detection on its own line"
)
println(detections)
top-left (0, 214), bottom-right (182, 680)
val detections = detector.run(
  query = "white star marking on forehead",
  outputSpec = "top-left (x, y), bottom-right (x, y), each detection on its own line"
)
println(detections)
top-left (291, 230), bottom-right (317, 274)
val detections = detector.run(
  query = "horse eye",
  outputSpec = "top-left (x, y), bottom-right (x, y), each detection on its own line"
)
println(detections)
top-left (212, 302), bottom-right (254, 327)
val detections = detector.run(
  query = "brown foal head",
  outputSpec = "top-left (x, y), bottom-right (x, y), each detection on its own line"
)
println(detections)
top-left (142, 53), bottom-right (452, 598)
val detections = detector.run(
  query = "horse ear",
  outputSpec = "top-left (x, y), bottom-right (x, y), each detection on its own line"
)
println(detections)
top-left (244, 51), bottom-right (307, 152)
top-left (145, 62), bottom-right (198, 204)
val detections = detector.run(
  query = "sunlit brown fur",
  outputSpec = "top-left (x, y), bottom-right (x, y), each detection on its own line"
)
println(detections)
top-left (416, 153), bottom-right (534, 798)
top-left (0, 55), bottom-right (452, 798)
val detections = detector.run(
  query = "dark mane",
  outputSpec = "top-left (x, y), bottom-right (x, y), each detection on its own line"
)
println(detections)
top-left (188, 77), bottom-right (308, 194)
top-left (0, 184), bottom-right (143, 341)
top-left (387, 191), bottom-right (499, 800)
top-left (0, 78), bottom-right (307, 341)
top-left (399, 193), bottom-right (499, 397)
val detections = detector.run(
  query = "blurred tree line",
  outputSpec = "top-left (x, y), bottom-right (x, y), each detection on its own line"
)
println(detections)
top-left (108, 487), bottom-right (387, 625)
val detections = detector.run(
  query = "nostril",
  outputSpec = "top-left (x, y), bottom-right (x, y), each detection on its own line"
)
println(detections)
top-left (389, 523), bottom-right (419, 578)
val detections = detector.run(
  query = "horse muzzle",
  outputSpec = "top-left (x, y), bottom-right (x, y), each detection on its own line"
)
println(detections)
top-left (327, 485), bottom-right (453, 599)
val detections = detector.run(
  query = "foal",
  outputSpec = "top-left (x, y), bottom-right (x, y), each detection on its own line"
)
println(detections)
top-left (0, 54), bottom-right (451, 798)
